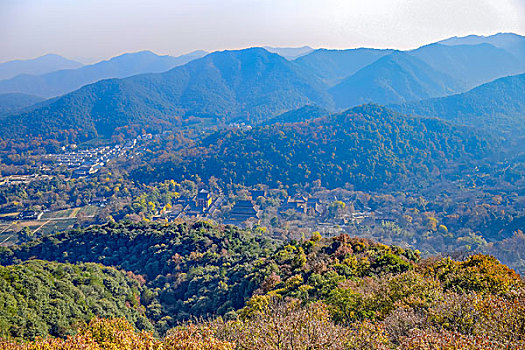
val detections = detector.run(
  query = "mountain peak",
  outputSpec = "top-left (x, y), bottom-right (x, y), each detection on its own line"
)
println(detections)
top-left (189, 47), bottom-right (290, 68)
top-left (329, 51), bottom-right (459, 109)
top-left (38, 53), bottom-right (71, 59)
top-left (263, 46), bottom-right (314, 60)
top-left (210, 47), bottom-right (274, 56)
top-left (107, 50), bottom-right (164, 62)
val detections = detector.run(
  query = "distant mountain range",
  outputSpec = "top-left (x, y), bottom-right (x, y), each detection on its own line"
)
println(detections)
top-left (391, 73), bottom-right (525, 135)
top-left (294, 48), bottom-right (396, 86)
top-left (1, 33), bottom-right (523, 143)
top-left (0, 54), bottom-right (83, 80)
top-left (0, 48), bottom-right (332, 141)
top-left (409, 43), bottom-right (524, 90)
top-left (0, 50), bottom-right (208, 98)
top-left (438, 32), bottom-right (525, 61)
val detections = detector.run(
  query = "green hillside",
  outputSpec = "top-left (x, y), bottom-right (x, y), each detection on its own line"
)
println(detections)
top-left (0, 93), bottom-right (44, 116)
top-left (0, 221), bottom-right (279, 331)
top-left (131, 105), bottom-right (494, 190)
top-left (1, 220), bottom-right (522, 347)
top-left (262, 104), bottom-right (329, 125)
top-left (0, 260), bottom-right (154, 340)
top-left (392, 73), bottom-right (525, 135)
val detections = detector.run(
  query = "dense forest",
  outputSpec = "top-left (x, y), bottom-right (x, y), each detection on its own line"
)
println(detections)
top-left (132, 105), bottom-right (495, 190)
top-left (0, 260), bottom-right (154, 339)
top-left (0, 221), bottom-right (279, 332)
top-left (0, 93), bottom-right (44, 116)
top-left (262, 105), bottom-right (330, 125)
top-left (0, 221), bottom-right (523, 349)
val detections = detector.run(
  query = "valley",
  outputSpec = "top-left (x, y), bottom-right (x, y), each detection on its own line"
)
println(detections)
top-left (0, 29), bottom-right (523, 349)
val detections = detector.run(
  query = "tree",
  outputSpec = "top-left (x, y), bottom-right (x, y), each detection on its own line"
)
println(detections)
top-left (328, 201), bottom-right (346, 219)
top-left (19, 226), bottom-right (34, 242)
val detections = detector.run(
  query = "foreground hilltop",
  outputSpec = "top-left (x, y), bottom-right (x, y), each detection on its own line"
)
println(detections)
top-left (1, 220), bottom-right (523, 349)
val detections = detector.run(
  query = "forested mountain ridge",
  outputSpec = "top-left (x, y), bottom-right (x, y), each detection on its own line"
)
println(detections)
top-left (295, 39), bottom-right (525, 91)
top-left (294, 48), bottom-right (396, 85)
top-left (0, 93), bottom-right (44, 116)
top-left (0, 221), bottom-right (279, 332)
top-left (329, 52), bottom-right (460, 109)
top-left (262, 104), bottom-right (330, 125)
top-left (131, 105), bottom-right (495, 190)
top-left (0, 48), bottom-right (333, 142)
top-left (1, 42), bottom-right (524, 144)
top-left (391, 73), bottom-right (525, 135)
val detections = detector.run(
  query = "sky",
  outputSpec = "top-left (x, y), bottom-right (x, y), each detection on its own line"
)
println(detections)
top-left (1, 0), bottom-right (524, 63)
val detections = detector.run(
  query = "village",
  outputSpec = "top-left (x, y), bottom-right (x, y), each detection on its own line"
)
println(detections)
top-left (0, 184), bottom-right (376, 247)
top-left (47, 135), bottom-right (151, 177)
top-left (0, 130), bottom-right (382, 245)
top-left (0, 135), bottom-right (151, 188)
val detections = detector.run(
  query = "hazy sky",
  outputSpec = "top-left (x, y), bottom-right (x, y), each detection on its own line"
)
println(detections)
top-left (1, 0), bottom-right (524, 63)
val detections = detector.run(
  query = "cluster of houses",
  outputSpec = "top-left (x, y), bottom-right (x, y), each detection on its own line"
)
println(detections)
top-left (159, 189), bottom-right (265, 226)
top-left (52, 146), bottom-right (111, 167)
top-left (0, 174), bottom-right (53, 187)
top-left (50, 146), bottom-right (113, 177)
top-left (160, 189), bottom-right (226, 221)
top-left (49, 139), bottom-right (142, 177)
top-left (278, 196), bottom-right (322, 216)
top-left (155, 188), bottom-right (371, 228)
